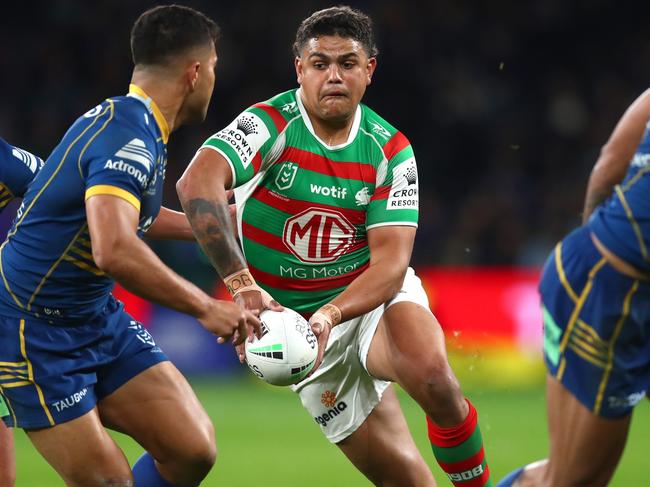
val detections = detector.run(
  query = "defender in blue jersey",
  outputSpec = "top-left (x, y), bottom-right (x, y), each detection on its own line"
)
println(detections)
top-left (0, 138), bottom-right (42, 487)
top-left (0, 7), bottom-right (260, 487)
top-left (498, 90), bottom-right (650, 487)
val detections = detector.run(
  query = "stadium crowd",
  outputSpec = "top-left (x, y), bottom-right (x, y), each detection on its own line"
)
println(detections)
top-left (0, 0), bottom-right (647, 274)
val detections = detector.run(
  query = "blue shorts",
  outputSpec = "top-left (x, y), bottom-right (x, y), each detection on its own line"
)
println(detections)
top-left (541, 226), bottom-right (650, 418)
top-left (0, 296), bottom-right (167, 429)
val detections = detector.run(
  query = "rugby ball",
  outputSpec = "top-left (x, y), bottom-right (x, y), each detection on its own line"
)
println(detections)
top-left (245, 308), bottom-right (317, 386)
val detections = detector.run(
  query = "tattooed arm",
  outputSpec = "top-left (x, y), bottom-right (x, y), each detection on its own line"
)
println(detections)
top-left (177, 148), bottom-right (281, 317)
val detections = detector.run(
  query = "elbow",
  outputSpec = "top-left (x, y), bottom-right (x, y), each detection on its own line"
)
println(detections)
top-left (176, 174), bottom-right (193, 204)
top-left (92, 244), bottom-right (126, 276)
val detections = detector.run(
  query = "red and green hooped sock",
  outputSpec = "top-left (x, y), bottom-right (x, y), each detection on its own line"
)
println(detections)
top-left (427, 399), bottom-right (491, 486)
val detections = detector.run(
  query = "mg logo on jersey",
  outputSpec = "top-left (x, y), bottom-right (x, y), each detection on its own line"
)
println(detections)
top-left (370, 120), bottom-right (391, 139)
top-left (275, 162), bottom-right (298, 190)
top-left (283, 208), bottom-right (356, 263)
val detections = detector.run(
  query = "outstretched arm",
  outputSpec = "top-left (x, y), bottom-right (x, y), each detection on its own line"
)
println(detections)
top-left (86, 194), bottom-right (259, 344)
top-left (583, 88), bottom-right (650, 223)
top-left (176, 149), bottom-right (278, 312)
top-left (145, 206), bottom-right (195, 241)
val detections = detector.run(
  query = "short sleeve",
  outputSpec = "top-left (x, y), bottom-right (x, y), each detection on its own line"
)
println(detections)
top-left (199, 104), bottom-right (285, 188)
top-left (84, 135), bottom-right (154, 211)
top-left (366, 135), bottom-right (419, 229)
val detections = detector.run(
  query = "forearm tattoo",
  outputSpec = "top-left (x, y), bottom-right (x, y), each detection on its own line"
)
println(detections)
top-left (183, 198), bottom-right (247, 278)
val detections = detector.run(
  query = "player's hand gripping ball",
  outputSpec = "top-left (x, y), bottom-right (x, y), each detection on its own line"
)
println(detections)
top-left (245, 308), bottom-right (317, 386)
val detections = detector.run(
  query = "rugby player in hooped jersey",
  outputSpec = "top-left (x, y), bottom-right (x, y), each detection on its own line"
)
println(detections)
top-left (0, 6), bottom-right (261, 487)
top-left (178, 6), bottom-right (492, 486)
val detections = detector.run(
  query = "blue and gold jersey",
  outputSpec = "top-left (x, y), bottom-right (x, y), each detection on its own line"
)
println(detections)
top-left (0, 137), bottom-right (42, 208)
top-left (0, 85), bottom-right (168, 321)
top-left (589, 117), bottom-right (650, 272)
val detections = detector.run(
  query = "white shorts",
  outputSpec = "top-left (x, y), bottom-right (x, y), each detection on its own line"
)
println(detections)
top-left (291, 267), bottom-right (431, 443)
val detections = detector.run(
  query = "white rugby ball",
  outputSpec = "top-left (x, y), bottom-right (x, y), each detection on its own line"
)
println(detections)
top-left (245, 308), bottom-right (318, 386)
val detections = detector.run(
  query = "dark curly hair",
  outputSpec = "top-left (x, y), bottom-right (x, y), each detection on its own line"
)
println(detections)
top-left (131, 4), bottom-right (220, 66)
top-left (293, 6), bottom-right (378, 58)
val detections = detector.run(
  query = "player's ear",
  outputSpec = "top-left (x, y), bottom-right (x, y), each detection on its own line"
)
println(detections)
top-left (187, 61), bottom-right (201, 90)
top-left (295, 57), bottom-right (303, 84)
top-left (366, 58), bottom-right (377, 86)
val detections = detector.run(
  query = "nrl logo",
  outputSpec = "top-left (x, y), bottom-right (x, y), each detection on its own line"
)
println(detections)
top-left (236, 115), bottom-right (259, 136)
top-left (275, 161), bottom-right (298, 190)
top-left (281, 101), bottom-right (298, 114)
top-left (370, 121), bottom-right (390, 139)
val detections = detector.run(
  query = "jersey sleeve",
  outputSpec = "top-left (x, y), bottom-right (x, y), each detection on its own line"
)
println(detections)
top-left (0, 137), bottom-right (42, 205)
top-left (84, 125), bottom-right (155, 212)
top-left (199, 103), bottom-right (286, 188)
top-left (366, 132), bottom-right (419, 229)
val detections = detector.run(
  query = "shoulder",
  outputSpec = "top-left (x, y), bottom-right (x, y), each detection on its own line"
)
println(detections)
top-left (359, 104), bottom-right (411, 159)
top-left (248, 89), bottom-right (301, 134)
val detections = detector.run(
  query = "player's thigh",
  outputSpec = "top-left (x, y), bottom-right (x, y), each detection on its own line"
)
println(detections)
top-left (0, 421), bottom-right (15, 487)
top-left (543, 375), bottom-right (631, 487)
top-left (27, 407), bottom-right (131, 487)
top-left (337, 385), bottom-right (436, 487)
top-left (367, 301), bottom-right (459, 405)
top-left (98, 361), bottom-right (215, 464)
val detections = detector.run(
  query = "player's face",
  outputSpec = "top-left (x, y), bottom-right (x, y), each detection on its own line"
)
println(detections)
top-left (184, 43), bottom-right (218, 124)
top-left (296, 36), bottom-right (376, 124)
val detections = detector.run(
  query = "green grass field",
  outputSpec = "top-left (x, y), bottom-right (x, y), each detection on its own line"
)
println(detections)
top-left (13, 377), bottom-right (650, 486)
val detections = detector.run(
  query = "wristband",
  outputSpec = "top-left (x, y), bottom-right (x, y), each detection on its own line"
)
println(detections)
top-left (224, 268), bottom-right (257, 296)
top-left (318, 303), bottom-right (342, 327)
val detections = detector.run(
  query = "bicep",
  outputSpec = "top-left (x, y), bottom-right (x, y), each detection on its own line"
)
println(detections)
top-left (177, 148), bottom-right (233, 201)
top-left (367, 225), bottom-right (416, 270)
top-left (86, 194), bottom-right (140, 254)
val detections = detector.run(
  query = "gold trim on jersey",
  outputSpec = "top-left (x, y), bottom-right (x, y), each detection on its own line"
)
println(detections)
top-left (554, 243), bottom-right (578, 303)
top-left (19, 319), bottom-right (54, 426)
top-left (77, 99), bottom-right (118, 178)
top-left (129, 84), bottom-right (170, 144)
top-left (27, 224), bottom-right (88, 311)
top-left (7, 102), bottom-right (113, 241)
top-left (85, 184), bottom-right (141, 211)
top-left (62, 226), bottom-right (105, 276)
top-left (593, 280), bottom-right (639, 415)
top-left (614, 185), bottom-right (648, 260)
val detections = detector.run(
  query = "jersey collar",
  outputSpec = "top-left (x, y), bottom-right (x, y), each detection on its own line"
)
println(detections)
top-left (127, 84), bottom-right (170, 144)
top-left (296, 88), bottom-right (361, 150)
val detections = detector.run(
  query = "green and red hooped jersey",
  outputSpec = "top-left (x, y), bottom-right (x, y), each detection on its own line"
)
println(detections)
top-left (200, 89), bottom-right (418, 315)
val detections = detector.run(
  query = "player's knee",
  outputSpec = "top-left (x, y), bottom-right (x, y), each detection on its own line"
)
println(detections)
top-left (420, 359), bottom-right (462, 397)
top-left (176, 419), bottom-right (217, 477)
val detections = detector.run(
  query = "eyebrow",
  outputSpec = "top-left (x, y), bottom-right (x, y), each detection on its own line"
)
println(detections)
top-left (308, 51), bottom-right (360, 61)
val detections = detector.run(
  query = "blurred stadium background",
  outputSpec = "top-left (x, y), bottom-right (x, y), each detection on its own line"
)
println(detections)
top-left (1, 0), bottom-right (649, 485)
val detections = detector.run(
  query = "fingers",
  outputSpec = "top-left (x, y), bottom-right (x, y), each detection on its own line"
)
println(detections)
top-left (267, 299), bottom-right (284, 312)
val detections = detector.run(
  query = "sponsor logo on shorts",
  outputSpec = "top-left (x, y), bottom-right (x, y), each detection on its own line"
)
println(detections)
top-left (128, 320), bottom-right (156, 347)
top-left (314, 391), bottom-right (348, 427)
top-left (447, 465), bottom-right (485, 482)
top-left (607, 391), bottom-right (646, 410)
top-left (52, 388), bottom-right (88, 412)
